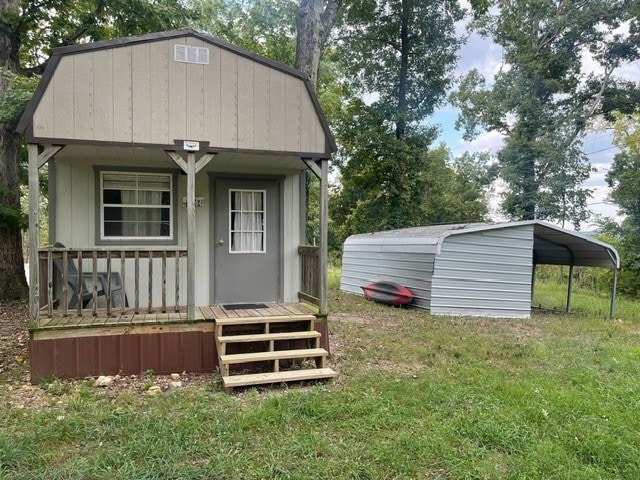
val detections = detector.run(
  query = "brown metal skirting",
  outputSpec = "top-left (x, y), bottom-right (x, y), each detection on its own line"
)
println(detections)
top-left (30, 329), bottom-right (217, 382)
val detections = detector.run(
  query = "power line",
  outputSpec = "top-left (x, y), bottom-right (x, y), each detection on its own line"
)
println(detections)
top-left (584, 145), bottom-right (618, 156)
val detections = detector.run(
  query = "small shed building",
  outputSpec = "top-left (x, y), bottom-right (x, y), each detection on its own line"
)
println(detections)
top-left (340, 221), bottom-right (620, 319)
top-left (19, 29), bottom-right (337, 389)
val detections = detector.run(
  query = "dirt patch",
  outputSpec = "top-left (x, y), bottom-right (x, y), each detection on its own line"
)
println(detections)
top-left (0, 301), bottom-right (30, 382)
top-left (2, 372), bottom-right (222, 410)
top-left (507, 320), bottom-right (544, 342)
top-left (0, 300), bottom-right (225, 408)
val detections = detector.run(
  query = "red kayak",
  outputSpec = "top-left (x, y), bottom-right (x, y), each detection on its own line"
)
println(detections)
top-left (361, 281), bottom-right (413, 306)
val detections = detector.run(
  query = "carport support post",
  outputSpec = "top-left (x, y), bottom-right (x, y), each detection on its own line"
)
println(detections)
top-left (610, 268), bottom-right (618, 320)
top-left (566, 263), bottom-right (574, 313)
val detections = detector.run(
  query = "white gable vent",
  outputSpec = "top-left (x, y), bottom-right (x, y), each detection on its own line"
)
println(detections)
top-left (174, 44), bottom-right (210, 65)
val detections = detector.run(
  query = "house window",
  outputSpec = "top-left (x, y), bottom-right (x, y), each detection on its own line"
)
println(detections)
top-left (229, 189), bottom-right (265, 253)
top-left (100, 172), bottom-right (173, 240)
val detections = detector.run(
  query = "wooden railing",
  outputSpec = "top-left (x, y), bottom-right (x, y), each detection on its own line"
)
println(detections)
top-left (298, 245), bottom-right (320, 305)
top-left (38, 247), bottom-right (187, 318)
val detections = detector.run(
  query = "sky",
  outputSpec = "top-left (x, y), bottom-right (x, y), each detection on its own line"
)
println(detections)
top-left (433, 11), bottom-right (639, 231)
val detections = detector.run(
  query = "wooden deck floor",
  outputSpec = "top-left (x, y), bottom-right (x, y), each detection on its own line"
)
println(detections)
top-left (33, 302), bottom-right (318, 330)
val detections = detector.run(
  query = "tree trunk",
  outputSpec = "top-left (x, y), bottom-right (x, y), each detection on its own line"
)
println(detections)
top-left (0, 0), bottom-right (29, 301)
top-left (295, 0), bottom-right (341, 86)
top-left (396, 0), bottom-right (410, 140)
top-left (296, 0), bottom-right (341, 243)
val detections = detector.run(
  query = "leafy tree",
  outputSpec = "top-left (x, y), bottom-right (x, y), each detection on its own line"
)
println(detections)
top-left (331, 0), bottom-right (489, 241)
top-left (331, 102), bottom-right (488, 243)
top-left (605, 113), bottom-right (640, 295)
top-left (452, 0), bottom-right (639, 228)
top-left (0, 0), bottom-right (197, 300)
top-left (341, 0), bottom-right (464, 139)
top-left (190, 0), bottom-right (299, 67)
top-left (450, 151), bottom-right (499, 213)
top-left (294, 0), bottom-right (343, 246)
top-left (1, 0), bottom-right (29, 300)
top-left (331, 103), bottom-right (435, 239)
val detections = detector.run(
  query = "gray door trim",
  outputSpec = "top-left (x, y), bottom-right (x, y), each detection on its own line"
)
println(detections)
top-left (208, 173), bottom-right (285, 305)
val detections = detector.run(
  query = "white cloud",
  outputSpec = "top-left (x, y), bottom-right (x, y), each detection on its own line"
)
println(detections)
top-left (455, 32), bottom-right (504, 82)
top-left (613, 61), bottom-right (640, 81)
top-left (453, 130), bottom-right (505, 155)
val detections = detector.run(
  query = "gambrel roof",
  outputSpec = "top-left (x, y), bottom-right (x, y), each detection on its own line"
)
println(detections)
top-left (18, 28), bottom-right (335, 157)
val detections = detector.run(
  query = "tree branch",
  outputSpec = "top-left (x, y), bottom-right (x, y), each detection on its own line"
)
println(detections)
top-left (585, 64), bottom-right (615, 119)
top-left (54, 0), bottom-right (107, 47)
top-left (320, 0), bottom-right (342, 45)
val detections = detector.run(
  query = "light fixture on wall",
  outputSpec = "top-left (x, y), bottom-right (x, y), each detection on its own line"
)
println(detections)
top-left (182, 196), bottom-right (205, 207)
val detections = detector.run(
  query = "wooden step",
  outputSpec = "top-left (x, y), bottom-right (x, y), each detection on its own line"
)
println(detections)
top-left (220, 348), bottom-right (327, 365)
top-left (218, 331), bottom-right (321, 344)
top-left (215, 314), bottom-right (316, 327)
top-left (222, 368), bottom-right (337, 389)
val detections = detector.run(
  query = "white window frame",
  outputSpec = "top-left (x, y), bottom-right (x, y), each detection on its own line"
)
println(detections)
top-left (228, 189), bottom-right (266, 254)
top-left (100, 171), bottom-right (174, 241)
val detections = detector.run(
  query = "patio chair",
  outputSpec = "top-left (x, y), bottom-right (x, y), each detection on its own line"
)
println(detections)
top-left (52, 243), bottom-right (128, 309)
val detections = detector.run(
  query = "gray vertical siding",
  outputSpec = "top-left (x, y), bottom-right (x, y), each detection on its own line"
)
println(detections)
top-left (430, 226), bottom-right (534, 318)
top-left (340, 237), bottom-right (438, 309)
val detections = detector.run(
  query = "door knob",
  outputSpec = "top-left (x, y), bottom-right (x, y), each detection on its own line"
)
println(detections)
top-left (217, 239), bottom-right (225, 246)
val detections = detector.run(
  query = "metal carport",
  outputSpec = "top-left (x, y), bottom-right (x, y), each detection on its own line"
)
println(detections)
top-left (341, 221), bottom-right (620, 319)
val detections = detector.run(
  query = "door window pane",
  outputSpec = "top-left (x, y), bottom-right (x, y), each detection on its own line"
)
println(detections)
top-left (229, 189), bottom-right (265, 253)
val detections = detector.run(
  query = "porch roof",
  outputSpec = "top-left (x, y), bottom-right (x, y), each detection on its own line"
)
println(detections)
top-left (52, 144), bottom-right (311, 172)
top-left (17, 28), bottom-right (335, 158)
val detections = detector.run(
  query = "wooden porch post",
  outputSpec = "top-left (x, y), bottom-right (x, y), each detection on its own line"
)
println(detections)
top-left (166, 149), bottom-right (215, 319)
top-left (28, 144), bottom-right (40, 325)
top-left (28, 144), bottom-right (64, 325)
top-left (186, 152), bottom-right (196, 319)
top-left (301, 156), bottom-right (329, 313)
top-left (319, 158), bottom-right (329, 314)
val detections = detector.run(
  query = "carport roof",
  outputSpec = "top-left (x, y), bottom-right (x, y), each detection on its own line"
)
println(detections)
top-left (350, 221), bottom-right (620, 269)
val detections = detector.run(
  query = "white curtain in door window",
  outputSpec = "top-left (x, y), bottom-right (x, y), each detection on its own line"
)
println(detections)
top-left (229, 190), bottom-right (265, 253)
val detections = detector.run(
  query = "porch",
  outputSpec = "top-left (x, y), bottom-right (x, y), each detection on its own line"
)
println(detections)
top-left (29, 246), bottom-right (334, 389)
top-left (29, 299), bottom-right (333, 386)
top-left (31, 301), bottom-right (320, 335)
top-left (34, 245), bottom-right (322, 322)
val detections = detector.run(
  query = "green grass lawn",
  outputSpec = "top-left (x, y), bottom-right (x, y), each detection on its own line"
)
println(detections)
top-left (533, 280), bottom-right (640, 321)
top-left (1, 269), bottom-right (639, 479)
